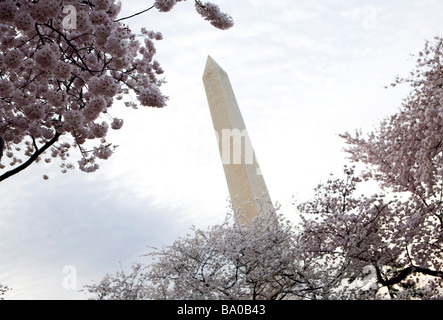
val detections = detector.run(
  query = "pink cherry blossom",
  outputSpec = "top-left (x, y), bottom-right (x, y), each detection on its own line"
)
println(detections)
top-left (111, 118), bottom-right (124, 130)
top-left (154, 0), bottom-right (178, 12)
top-left (195, 1), bottom-right (234, 30)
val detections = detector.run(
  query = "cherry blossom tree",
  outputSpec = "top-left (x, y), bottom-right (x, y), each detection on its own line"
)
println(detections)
top-left (0, 0), bottom-right (233, 182)
top-left (340, 37), bottom-right (443, 203)
top-left (297, 166), bottom-right (443, 299)
top-left (82, 262), bottom-right (151, 300)
top-left (84, 209), bottom-right (323, 300)
top-left (335, 37), bottom-right (443, 298)
top-left (86, 206), bottom-right (377, 300)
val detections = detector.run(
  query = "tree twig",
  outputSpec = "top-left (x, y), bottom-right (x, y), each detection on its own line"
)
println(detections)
top-left (114, 5), bottom-right (155, 22)
top-left (0, 132), bottom-right (61, 182)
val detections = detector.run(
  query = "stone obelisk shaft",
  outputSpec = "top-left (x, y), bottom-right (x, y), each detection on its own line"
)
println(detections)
top-left (203, 56), bottom-right (273, 224)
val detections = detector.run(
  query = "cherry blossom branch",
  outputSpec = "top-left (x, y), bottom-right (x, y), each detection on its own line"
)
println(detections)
top-left (20, 71), bottom-right (46, 90)
top-left (375, 264), bottom-right (443, 287)
top-left (42, 23), bottom-right (99, 74)
top-left (0, 132), bottom-right (61, 182)
top-left (194, 0), bottom-right (206, 9)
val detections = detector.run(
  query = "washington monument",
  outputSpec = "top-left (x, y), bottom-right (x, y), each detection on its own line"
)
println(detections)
top-left (202, 56), bottom-right (273, 224)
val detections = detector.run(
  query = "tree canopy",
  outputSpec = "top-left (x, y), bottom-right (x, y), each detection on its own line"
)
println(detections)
top-left (0, 0), bottom-right (233, 182)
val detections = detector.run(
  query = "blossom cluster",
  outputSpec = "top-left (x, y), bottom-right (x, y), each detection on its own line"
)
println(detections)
top-left (0, 0), bottom-right (233, 179)
top-left (341, 37), bottom-right (443, 200)
top-left (154, 0), bottom-right (233, 29)
top-left (194, 1), bottom-right (234, 30)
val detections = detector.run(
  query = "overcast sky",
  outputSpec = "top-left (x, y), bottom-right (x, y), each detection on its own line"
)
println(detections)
top-left (2, 0), bottom-right (443, 299)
